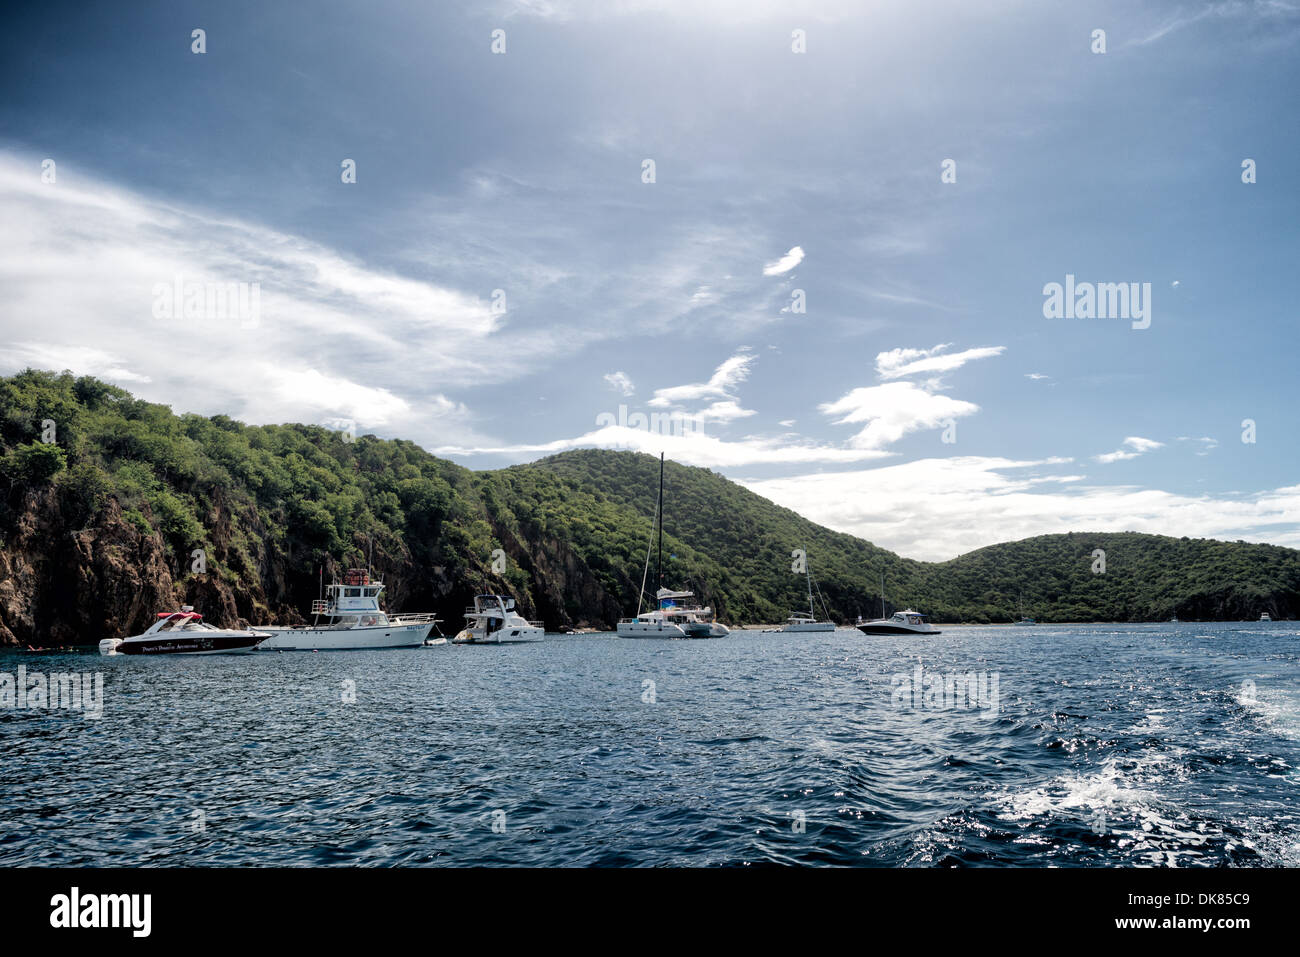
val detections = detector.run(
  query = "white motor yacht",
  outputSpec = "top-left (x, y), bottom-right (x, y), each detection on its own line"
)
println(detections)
top-left (854, 572), bottom-right (940, 635)
top-left (257, 569), bottom-right (437, 650)
top-left (453, 594), bottom-right (544, 643)
top-left (856, 609), bottom-right (942, 636)
top-left (99, 608), bottom-right (269, 656)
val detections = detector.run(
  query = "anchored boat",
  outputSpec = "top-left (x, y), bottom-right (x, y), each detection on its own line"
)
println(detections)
top-left (617, 453), bottom-right (729, 639)
top-left (257, 569), bottom-right (438, 651)
top-left (854, 572), bottom-right (941, 635)
top-left (452, 594), bottom-right (544, 644)
top-left (99, 608), bottom-right (269, 656)
top-left (781, 545), bottom-right (835, 632)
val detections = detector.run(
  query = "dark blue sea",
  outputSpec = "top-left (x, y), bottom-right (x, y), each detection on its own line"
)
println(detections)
top-left (2, 623), bottom-right (1298, 866)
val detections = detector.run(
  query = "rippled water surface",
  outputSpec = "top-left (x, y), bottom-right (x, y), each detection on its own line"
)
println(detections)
top-left (3, 623), bottom-right (1299, 866)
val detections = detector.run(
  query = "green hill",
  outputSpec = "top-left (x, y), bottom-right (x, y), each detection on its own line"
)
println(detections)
top-left (0, 370), bottom-right (1295, 645)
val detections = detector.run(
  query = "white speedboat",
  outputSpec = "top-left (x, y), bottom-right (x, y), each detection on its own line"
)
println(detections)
top-left (99, 608), bottom-right (269, 656)
top-left (453, 594), bottom-right (544, 644)
top-left (855, 572), bottom-right (940, 635)
top-left (1260, 612), bottom-right (1272, 622)
top-left (257, 569), bottom-right (437, 650)
top-left (781, 545), bottom-right (835, 632)
top-left (856, 609), bottom-right (942, 635)
top-left (616, 453), bottom-right (729, 639)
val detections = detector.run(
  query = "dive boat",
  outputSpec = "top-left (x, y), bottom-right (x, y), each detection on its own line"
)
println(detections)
top-left (99, 608), bottom-right (269, 656)
top-left (856, 609), bottom-right (942, 636)
top-left (781, 546), bottom-right (835, 632)
top-left (452, 594), bottom-right (544, 643)
top-left (616, 453), bottom-right (729, 639)
top-left (257, 569), bottom-right (438, 651)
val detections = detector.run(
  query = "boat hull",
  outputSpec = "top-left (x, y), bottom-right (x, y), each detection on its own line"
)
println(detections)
top-left (782, 621), bottom-right (835, 633)
top-left (856, 623), bottom-right (942, 636)
top-left (106, 632), bottom-right (269, 655)
top-left (257, 621), bottom-right (432, 651)
top-left (617, 621), bottom-right (687, 638)
top-left (452, 625), bottom-right (544, 644)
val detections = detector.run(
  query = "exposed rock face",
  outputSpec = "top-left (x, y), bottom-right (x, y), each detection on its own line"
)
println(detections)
top-left (0, 490), bottom-right (630, 647)
top-left (0, 490), bottom-right (175, 646)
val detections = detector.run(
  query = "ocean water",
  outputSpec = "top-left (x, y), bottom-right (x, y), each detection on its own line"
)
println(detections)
top-left (2, 622), bottom-right (1298, 867)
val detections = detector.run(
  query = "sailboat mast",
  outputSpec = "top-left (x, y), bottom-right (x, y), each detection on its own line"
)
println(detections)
top-left (806, 547), bottom-right (815, 616)
top-left (881, 571), bottom-right (886, 619)
top-left (656, 453), bottom-right (664, 601)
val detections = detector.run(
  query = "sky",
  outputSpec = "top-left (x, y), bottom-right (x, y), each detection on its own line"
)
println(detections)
top-left (1, 0), bottom-right (1298, 560)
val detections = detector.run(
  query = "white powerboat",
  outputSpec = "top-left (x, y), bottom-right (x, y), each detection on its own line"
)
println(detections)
top-left (617, 453), bottom-right (729, 639)
top-left (856, 609), bottom-right (942, 635)
top-left (1260, 612), bottom-right (1272, 622)
top-left (99, 608), bottom-right (269, 656)
top-left (257, 569), bottom-right (437, 650)
top-left (855, 572), bottom-right (940, 635)
top-left (453, 594), bottom-right (544, 643)
top-left (781, 546), bottom-right (835, 632)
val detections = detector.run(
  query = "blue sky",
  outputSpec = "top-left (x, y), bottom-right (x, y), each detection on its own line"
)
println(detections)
top-left (2, 0), bottom-right (1298, 559)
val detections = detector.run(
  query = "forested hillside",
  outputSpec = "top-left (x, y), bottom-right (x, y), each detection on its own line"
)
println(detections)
top-left (1, 370), bottom-right (1295, 645)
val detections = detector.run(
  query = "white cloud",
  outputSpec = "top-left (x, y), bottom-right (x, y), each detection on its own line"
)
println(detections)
top-left (648, 352), bottom-right (755, 407)
top-left (436, 424), bottom-right (893, 468)
top-left (875, 343), bottom-right (1006, 380)
top-left (603, 371), bottom-right (635, 395)
top-left (0, 151), bottom-right (502, 446)
top-left (1096, 436), bottom-right (1164, 464)
top-left (741, 458), bottom-right (1300, 561)
top-left (762, 246), bottom-right (805, 276)
top-left (819, 381), bottom-right (979, 449)
top-left (697, 400), bottom-right (757, 423)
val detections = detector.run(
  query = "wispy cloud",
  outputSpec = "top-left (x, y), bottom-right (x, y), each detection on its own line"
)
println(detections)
top-left (0, 151), bottom-right (501, 445)
top-left (1095, 436), bottom-right (1165, 464)
top-left (875, 343), bottom-right (1005, 380)
top-left (648, 352), bottom-right (755, 407)
top-left (603, 371), bottom-right (635, 395)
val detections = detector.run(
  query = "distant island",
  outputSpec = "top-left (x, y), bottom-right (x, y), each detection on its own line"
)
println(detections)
top-left (1, 369), bottom-right (1295, 646)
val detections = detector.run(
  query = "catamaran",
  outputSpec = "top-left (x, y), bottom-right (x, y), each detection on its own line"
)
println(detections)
top-left (257, 568), bottom-right (438, 651)
top-left (781, 546), bottom-right (834, 632)
top-left (617, 453), bottom-right (729, 639)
